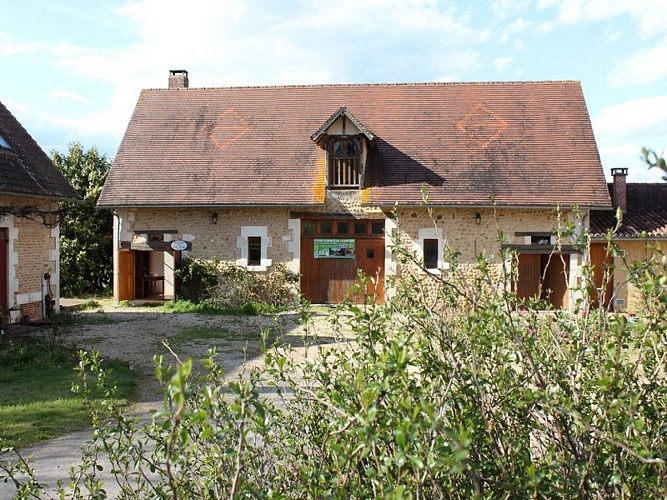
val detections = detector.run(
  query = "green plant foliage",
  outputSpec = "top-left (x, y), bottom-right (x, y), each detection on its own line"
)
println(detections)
top-left (642, 147), bottom-right (667, 181)
top-left (176, 259), bottom-right (300, 312)
top-left (53, 143), bottom-right (113, 296)
top-left (0, 340), bottom-right (136, 448)
top-left (2, 219), bottom-right (666, 497)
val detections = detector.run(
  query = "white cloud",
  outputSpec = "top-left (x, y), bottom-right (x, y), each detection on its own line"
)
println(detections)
top-left (493, 56), bottom-right (515, 72)
top-left (45, 89), bottom-right (90, 104)
top-left (536, 0), bottom-right (667, 38)
top-left (610, 38), bottom-right (667, 86)
top-left (0, 32), bottom-right (43, 56)
top-left (593, 96), bottom-right (667, 137)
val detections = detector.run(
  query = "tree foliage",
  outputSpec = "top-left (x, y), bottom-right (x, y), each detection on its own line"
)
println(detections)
top-left (52, 143), bottom-right (112, 296)
top-left (2, 210), bottom-right (666, 498)
top-left (642, 147), bottom-right (667, 181)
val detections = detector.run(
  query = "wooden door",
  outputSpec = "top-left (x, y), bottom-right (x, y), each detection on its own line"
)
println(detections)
top-left (589, 243), bottom-right (613, 308)
top-left (117, 250), bottom-right (135, 301)
top-left (541, 254), bottom-right (569, 309)
top-left (355, 239), bottom-right (385, 302)
top-left (0, 228), bottom-right (7, 313)
top-left (300, 219), bottom-right (385, 304)
top-left (516, 253), bottom-right (541, 301)
top-left (300, 238), bottom-right (357, 303)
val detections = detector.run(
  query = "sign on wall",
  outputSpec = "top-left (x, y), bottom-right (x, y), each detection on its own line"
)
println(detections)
top-left (314, 239), bottom-right (355, 259)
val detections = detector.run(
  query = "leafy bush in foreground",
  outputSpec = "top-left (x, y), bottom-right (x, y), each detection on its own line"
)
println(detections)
top-left (2, 227), bottom-right (666, 498)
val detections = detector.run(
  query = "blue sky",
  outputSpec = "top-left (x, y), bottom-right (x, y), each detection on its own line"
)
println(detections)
top-left (1, 0), bottom-right (665, 181)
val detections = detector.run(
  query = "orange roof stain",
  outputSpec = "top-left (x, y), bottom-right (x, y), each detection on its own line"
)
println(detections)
top-left (209, 109), bottom-right (250, 150)
top-left (361, 186), bottom-right (371, 205)
top-left (312, 156), bottom-right (326, 202)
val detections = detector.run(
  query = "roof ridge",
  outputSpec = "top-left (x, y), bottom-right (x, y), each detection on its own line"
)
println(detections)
top-left (143, 80), bottom-right (582, 92)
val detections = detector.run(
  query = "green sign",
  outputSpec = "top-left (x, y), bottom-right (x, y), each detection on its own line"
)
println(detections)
top-left (314, 239), bottom-right (355, 259)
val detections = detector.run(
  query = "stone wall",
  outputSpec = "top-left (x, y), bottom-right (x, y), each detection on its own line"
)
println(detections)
top-left (1, 196), bottom-right (59, 322)
top-left (614, 239), bottom-right (665, 314)
top-left (116, 203), bottom-right (579, 306)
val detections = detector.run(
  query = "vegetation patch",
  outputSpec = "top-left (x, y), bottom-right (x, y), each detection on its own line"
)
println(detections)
top-left (0, 339), bottom-right (136, 448)
top-left (168, 325), bottom-right (266, 349)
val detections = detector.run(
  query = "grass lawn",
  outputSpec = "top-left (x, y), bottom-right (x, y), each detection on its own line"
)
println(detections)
top-left (0, 338), bottom-right (136, 449)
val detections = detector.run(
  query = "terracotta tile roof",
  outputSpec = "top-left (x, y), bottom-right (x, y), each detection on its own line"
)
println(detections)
top-left (590, 183), bottom-right (667, 238)
top-left (0, 100), bottom-right (79, 201)
top-left (98, 81), bottom-right (611, 209)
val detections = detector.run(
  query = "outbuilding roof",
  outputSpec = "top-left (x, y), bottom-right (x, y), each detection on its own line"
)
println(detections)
top-left (98, 80), bottom-right (610, 209)
top-left (0, 100), bottom-right (79, 201)
top-left (590, 183), bottom-right (667, 239)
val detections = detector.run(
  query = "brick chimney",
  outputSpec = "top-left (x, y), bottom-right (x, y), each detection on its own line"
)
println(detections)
top-left (168, 69), bottom-right (189, 89)
top-left (611, 167), bottom-right (628, 213)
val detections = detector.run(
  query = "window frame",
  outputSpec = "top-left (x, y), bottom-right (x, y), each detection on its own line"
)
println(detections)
top-left (328, 137), bottom-right (362, 189)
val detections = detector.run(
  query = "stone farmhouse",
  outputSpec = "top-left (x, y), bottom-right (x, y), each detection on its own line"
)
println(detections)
top-left (0, 100), bottom-right (80, 322)
top-left (590, 168), bottom-right (667, 314)
top-left (98, 70), bottom-right (612, 309)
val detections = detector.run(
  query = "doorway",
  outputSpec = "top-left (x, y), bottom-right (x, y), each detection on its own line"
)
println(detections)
top-left (516, 253), bottom-right (570, 308)
top-left (117, 249), bottom-right (177, 301)
top-left (300, 218), bottom-right (385, 304)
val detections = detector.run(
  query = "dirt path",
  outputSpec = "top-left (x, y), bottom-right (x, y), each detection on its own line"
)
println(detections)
top-left (0, 303), bottom-right (353, 498)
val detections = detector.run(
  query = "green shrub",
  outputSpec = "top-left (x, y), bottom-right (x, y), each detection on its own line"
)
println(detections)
top-left (3, 224), bottom-right (666, 497)
top-left (175, 257), bottom-right (219, 303)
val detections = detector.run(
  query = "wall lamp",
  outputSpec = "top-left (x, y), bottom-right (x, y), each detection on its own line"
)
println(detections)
top-left (211, 212), bottom-right (218, 224)
top-left (475, 212), bottom-right (481, 225)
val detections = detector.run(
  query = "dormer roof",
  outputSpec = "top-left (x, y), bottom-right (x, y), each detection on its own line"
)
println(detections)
top-left (311, 107), bottom-right (376, 148)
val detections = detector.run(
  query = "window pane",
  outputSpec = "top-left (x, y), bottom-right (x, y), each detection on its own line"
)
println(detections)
top-left (354, 222), bottom-right (367, 234)
top-left (371, 221), bottom-right (384, 234)
top-left (423, 239), bottom-right (438, 269)
top-left (337, 222), bottom-right (349, 234)
top-left (320, 221), bottom-right (333, 234)
top-left (303, 221), bottom-right (315, 234)
top-left (248, 237), bottom-right (261, 266)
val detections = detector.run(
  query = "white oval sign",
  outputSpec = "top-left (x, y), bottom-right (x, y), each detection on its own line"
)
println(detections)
top-left (170, 240), bottom-right (188, 251)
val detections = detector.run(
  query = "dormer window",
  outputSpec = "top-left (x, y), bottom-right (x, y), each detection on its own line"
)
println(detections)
top-left (312, 107), bottom-right (376, 191)
top-left (330, 138), bottom-right (361, 188)
top-left (0, 134), bottom-right (11, 150)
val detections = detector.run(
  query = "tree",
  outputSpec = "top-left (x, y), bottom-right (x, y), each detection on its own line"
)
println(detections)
top-left (52, 143), bottom-right (112, 296)
top-left (642, 147), bottom-right (667, 181)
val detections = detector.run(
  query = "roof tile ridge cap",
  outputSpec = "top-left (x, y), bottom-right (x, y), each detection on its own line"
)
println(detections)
top-left (144, 79), bottom-right (581, 92)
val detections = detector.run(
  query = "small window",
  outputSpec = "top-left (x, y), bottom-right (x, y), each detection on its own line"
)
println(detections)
top-left (423, 239), bottom-right (439, 269)
top-left (354, 222), bottom-right (367, 234)
top-left (531, 235), bottom-right (550, 245)
top-left (0, 134), bottom-right (11, 150)
top-left (371, 221), bottom-right (384, 235)
top-left (303, 221), bottom-right (316, 234)
top-left (329, 139), bottom-right (361, 188)
top-left (248, 237), bottom-right (261, 266)
top-left (337, 221), bottom-right (349, 234)
top-left (320, 221), bottom-right (333, 234)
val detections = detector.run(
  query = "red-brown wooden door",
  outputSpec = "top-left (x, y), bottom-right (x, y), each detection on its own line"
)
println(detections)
top-left (300, 219), bottom-right (385, 304)
top-left (118, 250), bottom-right (135, 301)
top-left (0, 228), bottom-right (7, 313)
top-left (590, 243), bottom-right (613, 308)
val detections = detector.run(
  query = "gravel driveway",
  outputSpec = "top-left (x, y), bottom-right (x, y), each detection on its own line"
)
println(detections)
top-left (0, 301), bottom-right (353, 498)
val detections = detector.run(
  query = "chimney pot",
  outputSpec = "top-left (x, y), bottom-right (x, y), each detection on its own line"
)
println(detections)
top-left (168, 69), bottom-right (189, 89)
top-left (611, 167), bottom-right (628, 213)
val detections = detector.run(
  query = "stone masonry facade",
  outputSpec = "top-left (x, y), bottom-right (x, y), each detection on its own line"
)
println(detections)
top-left (1, 196), bottom-right (60, 322)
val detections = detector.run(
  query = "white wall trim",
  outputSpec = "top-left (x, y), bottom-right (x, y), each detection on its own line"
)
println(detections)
top-left (236, 226), bottom-right (272, 271)
top-left (286, 219), bottom-right (300, 274)
top-left (414, 227), bottom-right (449, 274)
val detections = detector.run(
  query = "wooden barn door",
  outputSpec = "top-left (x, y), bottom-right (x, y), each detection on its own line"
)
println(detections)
top-left (541, 255), bottom-right (569, 309)
top-left (590, 243), bottom-right (613, 308)
top-left (300, 219), bottom-right (385, 304)
top-left (516, 254), bottom-right (541, 301)
top-left (117, 250), bottom-right (135, 301)
top-left (0, 228), bottom-right (7, 313)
